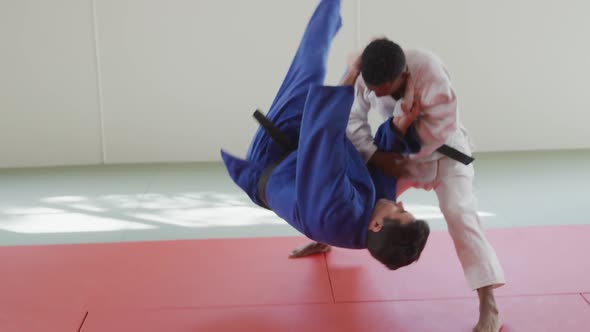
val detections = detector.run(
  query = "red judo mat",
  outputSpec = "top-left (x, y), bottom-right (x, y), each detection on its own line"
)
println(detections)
top-left (0, 309), bottom-right (87, 332)
top-left (81, 295), bottom-right (590, 332)
top-left (1, 225), bottom-right (589, 331)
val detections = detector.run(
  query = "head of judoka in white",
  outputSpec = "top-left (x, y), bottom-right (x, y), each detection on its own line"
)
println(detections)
top-left (366, 199), bottom-right (430, 270)
top-left (360, 38), bottom-right (409, 100)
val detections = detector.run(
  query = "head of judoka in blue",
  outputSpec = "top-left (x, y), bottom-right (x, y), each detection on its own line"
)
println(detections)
top-left (365, 199), bottom-right (430, 270)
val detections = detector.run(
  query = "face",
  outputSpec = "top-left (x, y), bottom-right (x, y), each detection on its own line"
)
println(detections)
top-left (369, 199), bottom-right (416, 232)
top-left (365, 66), bottom-right (409, 97)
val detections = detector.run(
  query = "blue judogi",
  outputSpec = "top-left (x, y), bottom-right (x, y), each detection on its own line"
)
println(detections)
top-left (220, 0), bottom-right (419, 249)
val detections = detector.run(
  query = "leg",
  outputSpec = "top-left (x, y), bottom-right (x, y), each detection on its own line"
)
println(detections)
top-left (435, 173), bottom-right (505, 289)
top-left (247, 0), bottom-right (342, 160)
top-left (266, 0), bottom-right (342, 122)
top-left (434, 159), bottom-right (505, 332)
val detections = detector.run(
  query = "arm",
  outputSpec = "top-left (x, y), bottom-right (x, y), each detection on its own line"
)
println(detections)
top-left (411, 60), bottom-right (458, 159)
top-left (346, 75), bottom-right (412, 175)
top-left (296, 85), bottom-right (358, 226)
top-left (374, 117), bottom-right (421, 155)
top-left (346, 76), bottom-right (378, 162)
top-left (340, 66), bottom-right (360, 86)
top-left (368, 98), bottom-right (422, 177)
top-left (369, 114), bottom-right (422, 179)
top-left (289, 70), bottom-right (360, 256)
top-left (392, 97), bottom-right (422, 137)
top-left (289, 83), bottom-right (356, 258)
top-left (369, 116), bottom-right (421, 200)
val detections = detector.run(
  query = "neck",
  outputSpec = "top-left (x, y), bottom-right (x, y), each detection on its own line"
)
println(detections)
top-left (391, 81), bottom-right (407, 100)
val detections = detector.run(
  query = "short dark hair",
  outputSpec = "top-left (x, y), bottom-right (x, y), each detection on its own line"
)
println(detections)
top-left (366, 218), bottom-right (430, 270)
top-left (360, 38), bottom-right (406, 86)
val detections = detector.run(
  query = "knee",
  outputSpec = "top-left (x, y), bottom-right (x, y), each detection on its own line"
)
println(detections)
top-left (440, 203), bottom-right (462, 226)
top-left (437, 180), bottom-right (477, 219)
top-left (439, 196), bottom-right (479, 229)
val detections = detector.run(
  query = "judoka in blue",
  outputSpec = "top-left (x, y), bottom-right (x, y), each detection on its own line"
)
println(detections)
top-left (220, 0), bottom-right (429, 269)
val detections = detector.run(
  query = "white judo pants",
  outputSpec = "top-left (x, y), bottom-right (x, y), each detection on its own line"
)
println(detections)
top-left (397, 136), bottom-right (506, 290)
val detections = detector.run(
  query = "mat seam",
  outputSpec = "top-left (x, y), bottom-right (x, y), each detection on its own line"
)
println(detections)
top-left (324, 252), bottom-right (336, 304)
top-left (77, 311), bottom-right (89, 332)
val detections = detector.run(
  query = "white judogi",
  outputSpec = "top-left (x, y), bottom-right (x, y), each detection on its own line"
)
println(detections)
top-left (347, 48), bottom-right (505, 290)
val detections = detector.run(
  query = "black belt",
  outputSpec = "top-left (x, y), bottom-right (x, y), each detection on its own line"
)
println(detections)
top-left (253, 110), bottom-right (297, 209)
top-left (436, 144), bottom-right (474, 165)
top-left (253, 110), bottom-right (297, 153)
top-left (256, 160), bottom-right (282, 209)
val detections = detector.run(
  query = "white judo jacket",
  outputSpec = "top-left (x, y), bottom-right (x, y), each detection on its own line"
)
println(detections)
top-left (346, 48), bottom-right (474, 183)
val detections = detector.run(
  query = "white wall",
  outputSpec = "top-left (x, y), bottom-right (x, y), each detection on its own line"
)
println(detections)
top-left (361, 0), bottom-right (590, 152)
top-left (94, 0), bottom-right (355, 163)
top-left (0, 0), bottom-right (103, 168)
top-left (1, 0), bottom-right (589, 168)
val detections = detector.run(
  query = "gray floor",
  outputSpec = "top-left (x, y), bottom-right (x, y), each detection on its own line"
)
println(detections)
top-left (0, 149), bottom-right (589, 246)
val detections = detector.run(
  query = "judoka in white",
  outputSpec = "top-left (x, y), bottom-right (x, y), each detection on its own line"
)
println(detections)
top-left (350, 39), bottom-right (505, 332)
top-left (293, 39), bottom-right (506, 332)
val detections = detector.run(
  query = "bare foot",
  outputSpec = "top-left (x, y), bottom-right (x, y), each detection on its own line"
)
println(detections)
top-left (289, 241), bottom-right (331, 258)
top-left (473, 311), bottom-right (502, 332)
top-left (473, 286), bottom-right (503, 332)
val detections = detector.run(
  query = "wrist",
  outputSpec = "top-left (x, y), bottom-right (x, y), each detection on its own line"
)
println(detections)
top-left (340, 68), bottom-right (360, 86)
top-left (392, 117), bottom-right (409, 136)
top-left (368, 150), bottom-right (382, 167)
